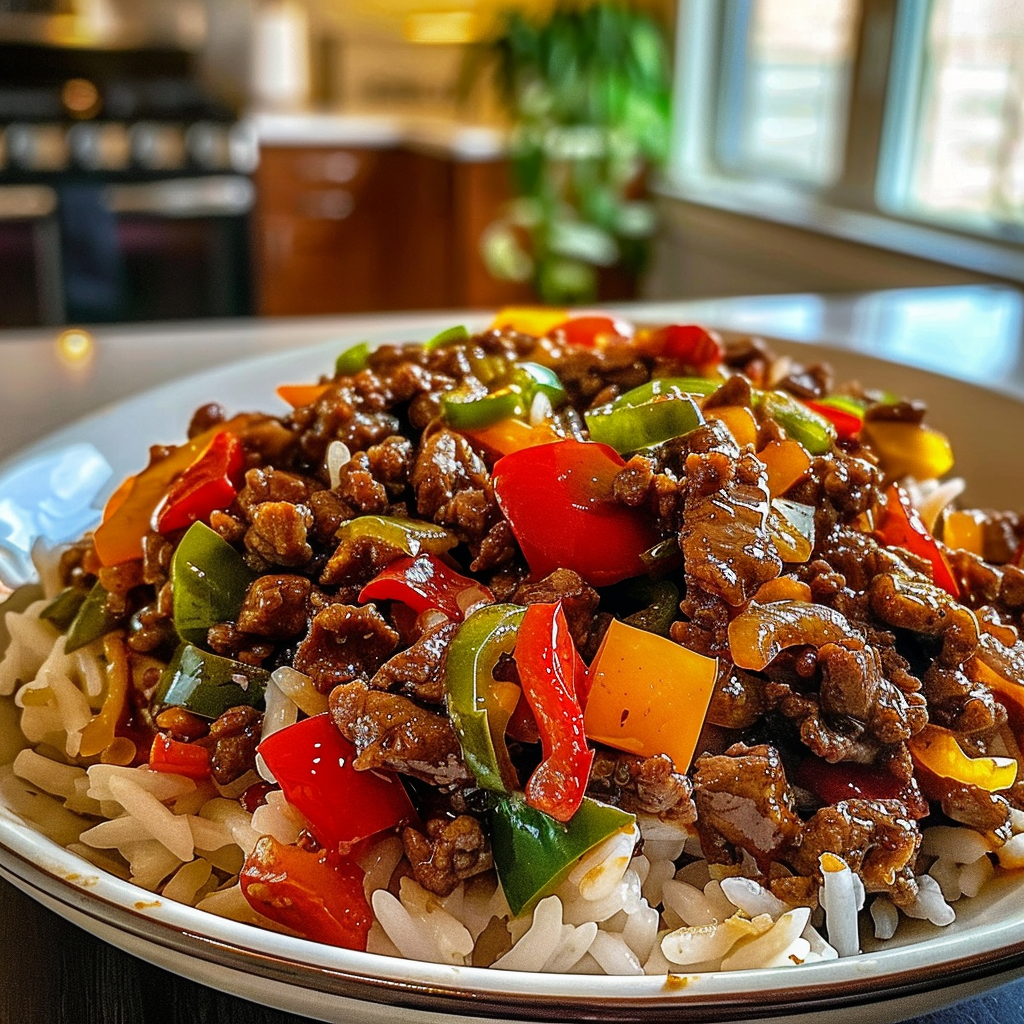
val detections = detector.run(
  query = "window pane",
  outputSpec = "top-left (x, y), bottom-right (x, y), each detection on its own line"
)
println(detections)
top-left (723, 0), bottom-right (859, 185)
top-left (907, 0), bottom-right (1024, 230)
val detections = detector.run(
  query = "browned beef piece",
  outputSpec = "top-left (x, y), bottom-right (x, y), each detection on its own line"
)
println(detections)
top-left (692, 743), bottom-right (802, 868)
top-left (613, 455), bottom-right (656, 507)
top-left (671, 584), bottom-right (733, 657)
top-left (790, 798), bottom-right (921, 905)
top-left (237, 574), bottom-right (312, 638)
top-left (817, 638), bottom-right (928, 745)
top-left (205, 622), bottom-right (274, 667)
top-left (864, 399), bottom-right (927, 424)
top-left (141, 531), bottom-right (174, 588)
top-left (295, 603), bottom-right (399, 691)
top-left (703, 373), bottom-right (754, 410)
top-left (469, 519), bottom-right (517, 574)
top-left (949, 548), bottom-right (1024, 626)
top-left (245, 501), bottom-right (315, 568)
top-left (366, 435), bottom-right (415, 498)
top-left (680, 423), bottom-right (782, 607)
top-left (209, 509), bottom-right (247, 545)
top-left (187, 402), bottom-right (227, 437)
top-left (401, 816), bottom-right (492, 896)
top-left (329, 679), bottom-right (472, 787)
top-left (919, 772), bottom-right (1012, 841)
top-left (319, 529), bottom-right (408, 587)
top-left (512, 569), bottom-right (601, 652)
top-left (705, 668), bottom-right (767, 730)
top-left (370, 620), bottom-right (458, 703)
top-left (412, 429), bottom-right (497, 543)
top-left (334, 452), bottom-right (389, 514)
top-left (205, 705), bottom-right (263, 785)
top-left (587, 749), bottom-right (696, 824)
top-left (775, 363), bottom-right (832, 400)
top-left (237, 466), bottom-right (315, 514)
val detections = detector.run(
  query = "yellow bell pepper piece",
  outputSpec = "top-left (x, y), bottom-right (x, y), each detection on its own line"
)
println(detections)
top-left (583, 619), bottom-right (718, 772)
top-left (860, 420), bottom-right (954, 482)
top-left (943, 509), bottom-right (986, 555)
top-left (908, 724), bottom-right (1017, 792)
top-left (79, 633), bottom-right (130, 758)
top-left (460, 417), bottom-right (562, 457)
top-left (490, 306), bottom-right (569, 338)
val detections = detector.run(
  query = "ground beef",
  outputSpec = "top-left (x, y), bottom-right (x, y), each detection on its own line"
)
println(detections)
top-left (512, 569), bottom-right (601, 652)
top-left (370, 620), bottom-right (458, 703)
top-left (587, 749), bottom-right (696, 824)
top-left (692, 743), bottom-right (802, 870)
top-left (237, 466), bottom-right (315, 514)
top-left (237, 574), bottom-right (312, 638)
top-left (401, 815), bottom-right (491, 896)
top-left (329, 679), bottom-right (471, 787)
top-left (680, 423), bottom-right (782, 607)
top-left (790, 798), bottom-right (921, 905)
top-left (294, 603), bottom-right (399, 691)
top-left (205, 705), bottom-right (263, 785)
top-left (245, 501), bottom-right (315, 568)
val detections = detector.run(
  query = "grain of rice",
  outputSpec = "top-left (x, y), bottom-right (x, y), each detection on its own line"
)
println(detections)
top-left (197, 883), bottom-right (296, 933)
top-left (995, 832), bottom-right (1024, 870)
top-left (66, 841), bottom-right (129, 879)
top-left (661, 914), bottom-right (770, 967)
top-left (640, 856), bottom-right (676, 907)
top-left (397, 877), bottom-right (476, 965)
top-left (0, 603), bottom-right (57, 696)
top-left (326, 441), bottom-right (352, 490)
top-left (702, 880), bottom-right (736, 920)
top-left (198, 797), bottom-right (261, 857)
top-left (529, 392), bottom-right (553, 426)
top-left (250, 788), bottom-right (306, 845)
top-left (188, 814), bottom-right (233, 852)
top-left (542, 922), bottom-right (598, 973)
top-left (920, 825), bottom-right (992, 863)
top-left (162, 858), bottom-right (213, 906)
top-left (568, 952), bottom-right (605, 975)
top-left (563, 824), bottom-right (638, 901)
top-left (64, 774), bottom-right (103, 816)
top-left (560, 867), bottom-right (642, 926)
top-left (870, 897), bottom-right (899, 941)
top-left (819, 853), bottom-right (862, 957)
top-left (87, 764), bottom-right (195, 804)
top-left (357, 835), bottom-right (404, 903)
top-left (491, 895), bottom-right (564, 972)
top-left (642, 932), bottom-right (679, 975)
top-left (902, 873), bottom-right (955, 926)
top-left (12, 748), bottom-right (86, 800)
top-left (372, 889), bottom-right (450, 965)
top-left (720, 875), bottom-right (788, 918)
top-left (801, 922), bottom-right (838, 960)
top-left (720, 908), bottom-right (811, 971)
top-left (620, 899), bottom-right (660, 962)
top-left (106, 774), bottom-right (194, 862)
top-left (172, 782), bottom-right (217, 817)
top-left (660, 879), bottom-right (715, 927)
top-left (958, 853), bottom-right (995, 897)
top-left (928, 857), bottom-right (962, 902)
top-left (589, 930), bottom-right (643, 976)
top-left (80, 816), bottom-right (154, 850)
top-left (269, 666), bottom-right (328, 717)
top-left (646, 834), bottom-right (688, 863)
top-left (366, 921), bottom-right (402, 958)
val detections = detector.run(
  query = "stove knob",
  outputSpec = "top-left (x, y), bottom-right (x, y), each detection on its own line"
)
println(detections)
top-left (5, 123), bottom-right (69, 172)
top-left (185, 122), bottom-right (231, 170)
top-left (130, 122), bottom-right (186, 171)
top-left (68, 123), bottom-right (131, 172)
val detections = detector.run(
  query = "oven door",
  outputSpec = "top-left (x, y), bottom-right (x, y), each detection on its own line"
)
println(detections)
top-left (59, 175), bottom-right (255, 323)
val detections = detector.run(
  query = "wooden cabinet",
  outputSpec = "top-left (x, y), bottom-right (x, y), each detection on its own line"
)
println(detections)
top-left (253, 143), bottom-right (534, 316)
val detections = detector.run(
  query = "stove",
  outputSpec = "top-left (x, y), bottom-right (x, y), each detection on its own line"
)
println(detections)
top-left (0, 41), bottom-right (257, 326)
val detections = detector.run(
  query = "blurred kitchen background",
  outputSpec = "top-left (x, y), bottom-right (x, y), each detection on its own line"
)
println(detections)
top-left (1, 0), bottom-right (1022, 327)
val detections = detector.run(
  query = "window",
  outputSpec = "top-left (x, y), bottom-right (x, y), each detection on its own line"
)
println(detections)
top-left (716, 0), bottom-right (860, 186)
top-left (669, 0), bottom-right (1024, 274)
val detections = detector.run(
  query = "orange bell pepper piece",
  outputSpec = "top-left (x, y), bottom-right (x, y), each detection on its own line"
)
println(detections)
top-left (583, 619), bottom-right (718, 772)
top-left (489, 306), bottom-right (569, 338)
top-left (757, 439), bottom-right (812, 498)
top-left (460, 417), bottom-right (562, 457)
top-left (706, 406), bottom-right (758, 447)
top-left (942, 509), bottom-right (986, 556)
top-left (276, 383), bottom-right (331, 408)
top-left (908, 724), bottom-right (1017, 792)
top-left (93, 414), bottom-right (253, 566)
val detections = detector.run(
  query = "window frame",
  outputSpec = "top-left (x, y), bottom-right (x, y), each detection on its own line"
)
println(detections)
top-left (663, 0), bottom-right (1024, 283)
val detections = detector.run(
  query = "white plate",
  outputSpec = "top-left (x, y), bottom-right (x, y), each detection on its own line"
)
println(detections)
top-left (3, 333), bottom-right (1024, 1024)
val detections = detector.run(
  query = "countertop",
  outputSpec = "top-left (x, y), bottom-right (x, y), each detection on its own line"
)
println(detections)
top-left (2, 285), bottom-right (1024, 1023)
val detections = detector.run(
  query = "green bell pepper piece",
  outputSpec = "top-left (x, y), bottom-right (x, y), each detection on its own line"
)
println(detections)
top-left (425, 324), bottom-right (470, 351)
top-left (613, 376), bottom-right (721, 408)
top-left (155, 643), bottom-right (269, 719)
top-left (335, 341), bottom-right (371, 376)
top-left (622, 578), bottom-right (680, 637)
top-left (335, 515), bottom-right (457, 556)
top-left (585, 394), bottom-right (703, 454)
top-left (444, 603), bottom-right (525, 793)
top-left (63, 582), bottom-right (124, 653)
top-left (171, 522), bottom-right (256, 646)
top-left (40, 586), bottom-right (88, 632)
top-left (490, 793), bottom-right (636, 917)
top-left (756, 391), bottom-right (836, 456)
top-left (441, 384), bottom-right (527, 430)
top-left (514, 362), bottom-right (567, 408)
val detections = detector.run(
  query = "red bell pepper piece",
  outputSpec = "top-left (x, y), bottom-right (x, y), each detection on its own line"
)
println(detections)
top-left (640, 324), bottom-right (723, 368)
top-left (358, 553), bottom-right (495, 621)
top-left (239, 835), bottom-right (373, 950)
top-left (147, 732), bottom-right (211, 780)
top-left (515, 601), bottom-right (593, 822)
top-left (804, 400), bottom-right (864, 441)
top-left (552, 315), bottom-right (633, 349)
top-left (792, 755), bottom-right (928, 819)
top-left (153, 430), bottom-right (245, 534)
top-left (875, 483), bottom-right (960, 597)
top-left (492, 439), bottom-right (659, 587)
top-left (257, 714), bottom-right (415, 854)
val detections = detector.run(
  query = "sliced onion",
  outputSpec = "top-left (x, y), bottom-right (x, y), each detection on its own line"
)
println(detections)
top-left (326, 440), bottom-right (352, 490)
top-left (727, 600), bottom-right (853, 671)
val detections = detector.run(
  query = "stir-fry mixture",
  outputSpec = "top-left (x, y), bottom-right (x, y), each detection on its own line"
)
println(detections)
top-left (6, 308), bottom-right (1024, 972)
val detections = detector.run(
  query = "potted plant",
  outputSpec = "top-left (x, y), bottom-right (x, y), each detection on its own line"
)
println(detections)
top-left (476, 2), bottom-right (673, 305)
